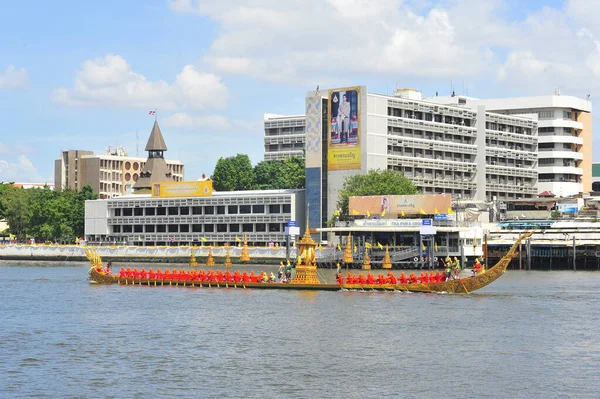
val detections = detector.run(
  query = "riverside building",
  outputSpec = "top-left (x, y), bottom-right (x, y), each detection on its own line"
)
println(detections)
top-left (54, 145), bottom-right (184, 198)
top-left (263, 113), bottom-right (306, 160)
top-left (266, 86), bottom-right (539, 235)
top-left (84, 187), bottom-right (305, 246)
top-left (430, 91), bottom-right (592, 197)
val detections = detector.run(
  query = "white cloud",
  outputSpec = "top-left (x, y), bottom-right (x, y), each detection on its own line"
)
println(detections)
top-left (167, 0), bottom-right (600, 96)
top-left (171, 0), bottom-right (502, 83)
top-left (0, 155), bottom-right (45, 183)
top-left (53, 54), bottom-right (229, 110)
top-left (163, 112), bottom-right (232, 130)
top-left (0, 65), bottom-right (28, 89)
top-left (163, 112), bottom-right (263, 131)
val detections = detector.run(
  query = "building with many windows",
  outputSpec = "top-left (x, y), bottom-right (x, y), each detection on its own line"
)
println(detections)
top-left (475, 94), bottom-right (591, 197)
top-left (263, 113), bottom-right (306, 160)
top-left (283, 86), bottom-right (538, 236)
top-left (84, 189), bottom-right (305, 246)
top-left (54, 146), bottom-right (184, 198)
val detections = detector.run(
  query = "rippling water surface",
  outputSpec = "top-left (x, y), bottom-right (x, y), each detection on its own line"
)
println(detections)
top-left (1, 262), bottom-right (599, 399)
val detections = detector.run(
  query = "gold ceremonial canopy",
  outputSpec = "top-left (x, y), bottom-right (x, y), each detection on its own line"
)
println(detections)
top-left (290, 221), bottom-right (320, 284)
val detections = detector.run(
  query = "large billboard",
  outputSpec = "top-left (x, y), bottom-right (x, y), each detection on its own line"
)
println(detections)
top-left (152, 180), bottom-right (213, 198)
top-left (328, 86), bottom-right (361, 170)
top-left (349, 194), bottom-right (452, 216)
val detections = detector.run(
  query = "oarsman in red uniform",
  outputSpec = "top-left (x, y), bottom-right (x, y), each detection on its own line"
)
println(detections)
top-left (336, 273), bottom-right (344, 285)
top-left (249, 271), bottom-right (258, 282)
top-left (140, 268), bottom-right (147, 279)
top-left (199, 270), bottom-right (207, 282)
top-left (233, 271), bottom-right (242, 283)
top-left (133, 268), bottom-right (140, 279)
top-left (163, 269), bottom-right (171, 281)
top-left (358, 273), bottom-right (367, 284)
top-left (242, 271), bottom-right (250, 282)
top-left (156, 268), bottom-right (163, 280)
top-left (399, 272), bottom-right (407, 285)
top-left (388, 272), bottom-right (397, 285)
top-left (119, 267), bottom-right (126, 278)
top-left (344, 272), bottom-right (353, 284)
top-left (408, 273), bottom-right (418, 284)
top-left (366, 272), bottom-right (376, 285)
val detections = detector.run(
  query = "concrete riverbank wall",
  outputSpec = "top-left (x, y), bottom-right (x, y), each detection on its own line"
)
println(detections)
top-left (0, 244), bottom-right (296, 264)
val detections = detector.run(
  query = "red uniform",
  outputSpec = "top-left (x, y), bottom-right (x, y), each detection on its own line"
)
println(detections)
top-left (388, 272), bottom-right (397, 285)
top-left (399, 272), bottom-right (407, 285)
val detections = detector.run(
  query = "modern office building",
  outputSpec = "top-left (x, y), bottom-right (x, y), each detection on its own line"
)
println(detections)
top-left (54, 140), bottom-right (184, 198)
top-left (428, 92), bottom-right (592, 197)
top-left (264, 86), bottom-right (536, 236)
top-left (263, 113), bottom-right (306, 160)
top-left (84, 188), bottom-right (305, 246)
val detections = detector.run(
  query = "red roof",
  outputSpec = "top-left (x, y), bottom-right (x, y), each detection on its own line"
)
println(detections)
top-left (538, 190), bottom-right (556, 198)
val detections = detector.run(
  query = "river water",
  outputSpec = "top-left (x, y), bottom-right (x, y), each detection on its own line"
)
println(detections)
top-left (1, 261), bottom-right (599, 399)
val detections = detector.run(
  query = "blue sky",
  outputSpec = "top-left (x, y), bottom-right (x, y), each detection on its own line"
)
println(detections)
top-left (0, 0), bottom-right (598, 183)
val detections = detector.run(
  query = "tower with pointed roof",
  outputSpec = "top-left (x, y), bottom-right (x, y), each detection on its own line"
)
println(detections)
top-left (133, 121), bottom-right (176, 193)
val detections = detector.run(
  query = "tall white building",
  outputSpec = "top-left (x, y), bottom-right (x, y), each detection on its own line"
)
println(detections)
top-left (263, 113), bottom-right (305, 160)
top-left (299, 86), bottom-right (538, 234)
top-left (428, 92), bottom-right (592, 197)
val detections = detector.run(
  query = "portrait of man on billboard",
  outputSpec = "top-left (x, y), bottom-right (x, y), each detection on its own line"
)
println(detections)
top-left (381, 196), bottom-right (391, 214)
top-left (330, 89), bottom-right (359, 146)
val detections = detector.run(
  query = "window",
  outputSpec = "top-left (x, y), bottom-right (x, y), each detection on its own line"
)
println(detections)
top-left (282, 204), bottom-right (291, 213)
top-left (269, 204), bottom-right (280, 213)
top-left (192, 224), bottom-right (202, 233)
top-left (145, 225), bottom-right (155, 233)
top-left (204, 224), bottom-right (214, 233)
top-left (157, 207), bottom-right (166, 216)
top-left (192, 206), bottom-right (202, 215)
top-left (123, 208), bottom-right (133, 216)
top-left (255, 223), bottom-right (266, 232)
top-left (168, 225), bottom-right (178, 233)
top-left (168, 207), bottom-right (178, 216)
top-left (157, 225), bottom-right (166, 232)
top-left (114, 209), bottom-right (121, 217)
top-left (217, 206), bottom-right (226, 215)
top-left (180, 224), bottom-right (189, 233)
top-left (242, 223), bottom-right (253, 232)
top-left (180, 207), bottom-right (189, 215)
top-left (228, 205), bottom-right (238, 214)
top-left (269, 223), bottom-right (280, 232)
top-left (145, 208), bottom-right (155, 216)
top-left (240, 205), bottom-right (251, 214)
top-left (123, 225), bottom-right (133, 233)
top-left (113, 225), bottom-right (121, 233)
top-left (205, 206), bottom-right (214, 215)
top-left (538, 110), bottom-right (554, 119)
top-left (252, 205), bottom-right (264, 213)
top-left (229, 224), bottom-right (240, 232)
top-left (134, 207), bottom-right (143, 216)
top-left (134, 225), bottom-right (143, 233)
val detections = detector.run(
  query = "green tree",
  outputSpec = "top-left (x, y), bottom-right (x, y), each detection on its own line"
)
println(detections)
top-left (280, 156), bottom-right (305, 189)
top-left (0, 183), bottom-right (13, 218)
top-left (335, 169), bottom-right (419, 221)
top-left (253, 156), bottom-right (305, 190)
top-left (1, 185), bottom-right (33, 240)
top-left (212, 154), bottom-right (255, 191)
top-left (254, 160), bottom-right (282, 190)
